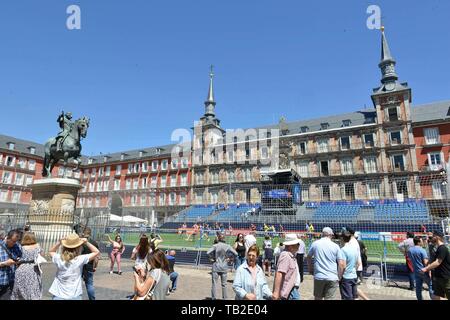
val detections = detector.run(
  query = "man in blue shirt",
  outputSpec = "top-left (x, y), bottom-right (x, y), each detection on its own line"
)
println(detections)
top-left (339, 231), bottom-right (360, 300)
top-left (307, 227), bottom-right (345, 300)
top-left (0, 230), bottom-right (22, 300)
top-left (408, 236), bottom-right (431, 300)
top-left (166, 250), bottom-right (178, 293)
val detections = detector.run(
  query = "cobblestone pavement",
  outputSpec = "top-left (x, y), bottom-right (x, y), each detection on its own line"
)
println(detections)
top-left (40, 259), bottom-right (425, 300)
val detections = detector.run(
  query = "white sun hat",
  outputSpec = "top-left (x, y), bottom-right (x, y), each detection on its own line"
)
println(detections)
top-left (283, 233), bottom-right (301, 246)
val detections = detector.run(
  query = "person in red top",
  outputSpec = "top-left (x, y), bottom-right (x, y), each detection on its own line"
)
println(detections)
top-left (272, 234), bottom-right (301, 300)
top-left (186, 223), bottom-right (200, 241)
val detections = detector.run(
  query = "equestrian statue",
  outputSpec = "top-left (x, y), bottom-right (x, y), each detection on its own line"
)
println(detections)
top-left (42, 111), bottom-right (90, 177)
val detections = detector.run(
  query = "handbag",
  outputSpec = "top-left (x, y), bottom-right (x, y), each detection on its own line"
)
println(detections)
top-left (35, 254), bottom-right (47, 274)
top-left (31, 247), bottom-right (47, 274)
top-left (132, 269), bottom-right (161, 300)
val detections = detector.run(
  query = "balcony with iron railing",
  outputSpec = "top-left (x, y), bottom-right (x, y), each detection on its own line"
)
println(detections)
top-left (293, 142), bottom-right (381, 158)
top-left (420, 164), bottom-right (445, 172)
top-left (387, 162), bottom-right (413, 173)
top-left (388, 138), bottom-right (405, 146)
top-left (383, 115), bottom-right (409, 126)
top-left (0, 163), bottom-right (36, 175)
top-left (306, 166), bottom-right (371, 178)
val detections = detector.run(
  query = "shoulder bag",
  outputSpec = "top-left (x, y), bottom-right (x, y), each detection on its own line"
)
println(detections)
top-left (132, 269), bottom-right (162, 300)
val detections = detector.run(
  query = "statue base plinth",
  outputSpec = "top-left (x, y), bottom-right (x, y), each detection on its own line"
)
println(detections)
top-left (28, 178), bottom-right (82, 253)
top-left (30, 178), bottom-right (81, 213)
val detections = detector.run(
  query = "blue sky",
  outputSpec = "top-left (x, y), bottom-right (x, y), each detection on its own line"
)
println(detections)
top-left (0, 0), bottom-right (449, 156)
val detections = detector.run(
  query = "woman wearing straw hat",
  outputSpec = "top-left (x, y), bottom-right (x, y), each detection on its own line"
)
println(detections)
top-left (48, 233), bottom-right (100, 300)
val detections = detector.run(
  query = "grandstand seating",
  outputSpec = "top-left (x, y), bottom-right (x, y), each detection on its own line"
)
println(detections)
top-left (175, 205), bottom-right (215, 222)
top-left (210, 205), bottom-right (259, 222)
top-left (312, 202), bottom-right (361, 221)
top-left (170, 199), bottom-right (432, 229)
top-left (374, 200), bottom-right (430, 223)
top-left (303, 199), bottom-right (431, 223)
top-left (174, 204), bottom-right (261, 222)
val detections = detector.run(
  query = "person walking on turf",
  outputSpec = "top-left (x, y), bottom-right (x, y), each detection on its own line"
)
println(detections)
top-left (207, 233), bottom-right (238, 300)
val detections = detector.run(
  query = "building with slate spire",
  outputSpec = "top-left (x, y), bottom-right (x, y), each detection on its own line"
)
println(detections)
top-left (1, 27), bottom-right (450, 221)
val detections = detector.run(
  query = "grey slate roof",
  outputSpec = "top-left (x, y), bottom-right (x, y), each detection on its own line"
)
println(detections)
top-left (254, 110), bottom-right (378, 134)
top-left (79, 142), bottom-right (191, 166)
top-left (1, 100), bottom-right (450, 162)
top-left (411, 100), bottom-right (450, 123)
top-left (0, 134), bottom-right (45, 157)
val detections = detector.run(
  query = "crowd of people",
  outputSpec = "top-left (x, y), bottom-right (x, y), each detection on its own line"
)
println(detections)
top-left (204, 226), bottom-right (449, 300)
top-left (1, 222), bottom-right (448, 301)
top-left (0, 225), bottom-right (176, 300)
top-left (398, 230), bottom-right (450, 300)
top-left (0, 227), bottom-right (101, 300)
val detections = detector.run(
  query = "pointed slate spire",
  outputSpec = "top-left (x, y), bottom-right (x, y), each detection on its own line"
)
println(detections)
top-left (206, 65), bottom-right (215, 103)
top-left (381, 26), bottom-right (394, 62)
top-left (379, 26), bottom-right (398, 85)
top-left (204, 65), bottom-right (216, 117)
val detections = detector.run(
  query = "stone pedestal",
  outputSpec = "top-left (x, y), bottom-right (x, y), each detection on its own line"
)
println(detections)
top-left (29, 178), bottom-right (82, 254)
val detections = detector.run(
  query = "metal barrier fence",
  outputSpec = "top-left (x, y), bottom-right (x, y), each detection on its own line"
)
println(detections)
top-left (93, 227), bottom-right (450, 278)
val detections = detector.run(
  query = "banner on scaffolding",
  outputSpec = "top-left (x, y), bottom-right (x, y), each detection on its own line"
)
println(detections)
top-left (292, 183), bottom-right (301, 205)
top-left (265, 189), bottom-right (291, 199)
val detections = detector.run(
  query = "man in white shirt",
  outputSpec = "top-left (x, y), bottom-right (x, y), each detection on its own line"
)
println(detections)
top-left (296, 234), bottom-right (306, 283)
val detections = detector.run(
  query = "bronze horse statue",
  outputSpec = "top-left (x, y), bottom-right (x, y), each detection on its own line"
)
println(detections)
top-left (42, 116), bottom-right (90, 177)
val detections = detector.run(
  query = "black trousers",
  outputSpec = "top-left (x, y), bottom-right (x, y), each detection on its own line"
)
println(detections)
top-left (296, 253), bottom-right (304, 282)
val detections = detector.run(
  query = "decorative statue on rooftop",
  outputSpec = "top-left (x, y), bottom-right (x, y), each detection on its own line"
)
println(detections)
top-left (42, 111), bottom-right (90, 177)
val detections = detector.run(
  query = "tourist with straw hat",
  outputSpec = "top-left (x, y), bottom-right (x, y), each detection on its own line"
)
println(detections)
top-left (48, 233), bottom-right (100, 300)
top-left (272, 233), bottom-right (301, 300)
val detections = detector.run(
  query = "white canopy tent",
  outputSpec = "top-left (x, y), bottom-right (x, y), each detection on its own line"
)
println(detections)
top-left (107, 214), bottom-right (148, 227)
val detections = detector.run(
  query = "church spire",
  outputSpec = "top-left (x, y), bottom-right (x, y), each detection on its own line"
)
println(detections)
top-left (206, 65), bottom-right (215, 104)
top-left (204, 65), bottom-right (216, 118)
top-left (379, 26), bottom-right (399, 85)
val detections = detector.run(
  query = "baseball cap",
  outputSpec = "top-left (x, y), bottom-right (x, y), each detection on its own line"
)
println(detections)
top-left (322, 227), bottom-right (334, 236)
top-left (346, 227), bottom-right (355, 235)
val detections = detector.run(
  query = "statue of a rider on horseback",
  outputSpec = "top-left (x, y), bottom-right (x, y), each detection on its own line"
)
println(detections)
top-left (42, 111), bottom-right (90, 177)
top-left (56, 111), bottom-right (74, 152)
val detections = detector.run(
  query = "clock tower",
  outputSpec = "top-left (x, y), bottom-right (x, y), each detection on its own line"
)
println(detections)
top-left (370, 26), bottom-right (419, 199)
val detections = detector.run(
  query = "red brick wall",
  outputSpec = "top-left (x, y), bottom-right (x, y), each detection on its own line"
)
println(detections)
top-left (413, 123), bottom-right (450, 169)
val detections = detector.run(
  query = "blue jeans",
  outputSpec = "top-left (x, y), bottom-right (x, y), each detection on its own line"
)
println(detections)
top-left (235, 256), bottom-right (245, 270)
top-left (170, 272), bottom-right (179, 290)
top-left (407, 271), bottom-right (415, 289)
top-left (83, 269), bottom-right (95, 300)
top-left (288, 287), bottom-right (300, 300)
top-left (414, 274), bottom-right (433, 300)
